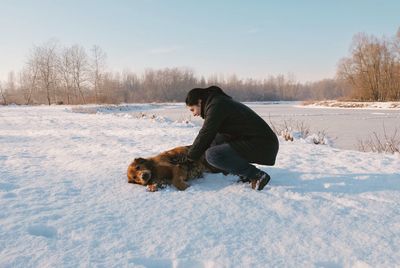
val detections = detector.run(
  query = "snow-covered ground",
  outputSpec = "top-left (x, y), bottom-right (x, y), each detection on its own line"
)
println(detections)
top-left (301, 100), bottom-right (400, 109)
top-left (0, 104), bottom-right (399, 267)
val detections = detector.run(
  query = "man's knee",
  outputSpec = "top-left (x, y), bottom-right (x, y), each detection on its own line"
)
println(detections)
top-left (205, 146), bottom-right (223, 166)
top-left (205, 147), bottom-right (215, 164)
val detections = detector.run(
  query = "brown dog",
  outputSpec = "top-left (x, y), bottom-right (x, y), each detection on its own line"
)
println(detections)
top-left (127, 146), bottom-right (223, 191)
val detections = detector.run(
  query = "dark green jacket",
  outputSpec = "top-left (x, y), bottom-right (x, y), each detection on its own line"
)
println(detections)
top-left (188, 93), bottom-right (279, 165)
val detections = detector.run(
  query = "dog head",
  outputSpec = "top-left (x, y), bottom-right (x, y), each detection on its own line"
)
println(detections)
top-left (127, 158), bottom-right (154, 185)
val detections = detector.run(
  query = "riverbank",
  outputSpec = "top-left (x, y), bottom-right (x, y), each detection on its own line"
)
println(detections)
top-left (302, 100), bottom-right (400, 109)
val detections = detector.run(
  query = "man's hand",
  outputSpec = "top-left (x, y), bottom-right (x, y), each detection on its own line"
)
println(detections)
top-left (170, 154), bottom-right (194, 165)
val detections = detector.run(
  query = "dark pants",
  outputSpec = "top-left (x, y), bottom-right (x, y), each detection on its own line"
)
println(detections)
top-left (205, 134), bottom-right (260, 179)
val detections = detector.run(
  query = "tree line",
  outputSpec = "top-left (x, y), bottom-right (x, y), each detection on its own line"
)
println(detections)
top-left (1, 28), bottom-right (399, 105)
top-left (0, 40), bottom-right (107, 105)
top-left (337, 28), bottom-right (400, 101)
top-left (0, 40), bottom-right (347, 105)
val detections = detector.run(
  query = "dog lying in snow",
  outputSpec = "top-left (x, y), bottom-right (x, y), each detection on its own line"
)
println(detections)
top-left (127, 146), bottom-right (224, 191)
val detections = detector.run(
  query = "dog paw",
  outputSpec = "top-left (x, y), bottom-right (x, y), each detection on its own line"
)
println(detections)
top-left (146, 184), bottom-right (158, 192)
top-left (175, 182), bottom-right (189, 191)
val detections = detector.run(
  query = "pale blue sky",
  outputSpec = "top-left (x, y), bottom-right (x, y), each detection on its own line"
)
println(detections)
top-left (0, 0), bottom-right (399, 82)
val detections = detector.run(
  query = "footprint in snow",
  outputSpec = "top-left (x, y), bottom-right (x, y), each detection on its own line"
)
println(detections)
top-left (2, 192), bottom-right (17, 199)
top-left (27, 224), bottom-right (58, 239)
top-left (0, 182), bottom-right (19, 191)
top-left (129, 258), bottom-right (217, 268)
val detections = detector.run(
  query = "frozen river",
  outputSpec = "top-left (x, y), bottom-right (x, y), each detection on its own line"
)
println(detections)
top-left (138, 102), bottom-right (400, 151)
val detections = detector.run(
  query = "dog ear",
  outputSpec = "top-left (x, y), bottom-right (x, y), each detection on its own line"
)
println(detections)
top-left (134, 157), bottom-right (146, 164)
top-left (136, 158), bottom-right (154, 170)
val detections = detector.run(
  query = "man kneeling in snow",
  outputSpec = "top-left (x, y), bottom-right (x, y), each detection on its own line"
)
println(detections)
top-left (182, 86), bottom-right (279, 190)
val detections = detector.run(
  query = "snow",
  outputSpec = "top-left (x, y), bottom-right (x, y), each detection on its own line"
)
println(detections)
top-left (301, 100), bottom-right (400, 110)
top-left (0, 104), bottom-right (399, 267)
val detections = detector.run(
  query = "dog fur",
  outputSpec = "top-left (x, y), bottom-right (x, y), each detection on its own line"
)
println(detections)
top-left (127, 145), bottom-right (222, 191)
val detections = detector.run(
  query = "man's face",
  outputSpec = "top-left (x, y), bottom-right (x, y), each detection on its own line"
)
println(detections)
top-left (187, 100), bottom-right (202, 117)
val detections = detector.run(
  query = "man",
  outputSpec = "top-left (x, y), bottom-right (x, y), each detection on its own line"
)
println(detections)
top-left (184, 86), bottom-right (279, 190)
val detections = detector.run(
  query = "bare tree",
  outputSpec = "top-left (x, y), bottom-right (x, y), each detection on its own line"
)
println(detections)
top-left (29, 40), bottom-right (59, 105)
top-left (4, 71), bottom-right (19, 104)
top-left (389, 27), bottom-right (400, 99)
top-left (90, 45), bottom-right (107, 103)
top-left (69, 45), bottom-right (89, 104)
top-left (7, 71), bottom-right (16, 92)
top-left (337, 31), bottom-right (400, 101)
top-left (0, 72), bottom-right (19, 104)
top-left (21, 60), bottom-right (40, 104)
top-left (0, 82), bottom-right (7, 105)
top-left (58, 46), bottom-right (75, 104)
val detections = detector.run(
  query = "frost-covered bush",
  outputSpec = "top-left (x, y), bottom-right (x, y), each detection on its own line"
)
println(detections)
top-left (269, 118), bottom-right (329, 145)
top-left (358, 126), bottom-right (400, 154)
top-left (306, 131), bottom-right (329, 145)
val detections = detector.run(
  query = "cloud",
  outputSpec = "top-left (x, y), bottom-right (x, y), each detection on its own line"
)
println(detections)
top-left (148, 45), bottom-right (183, 54)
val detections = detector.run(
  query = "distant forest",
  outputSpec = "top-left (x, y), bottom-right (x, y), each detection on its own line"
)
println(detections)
top-left (0, 28), bottom-right (399, 105)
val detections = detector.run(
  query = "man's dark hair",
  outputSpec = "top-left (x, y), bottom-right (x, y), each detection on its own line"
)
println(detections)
top-left (185, 86), bottom-right (231, 106)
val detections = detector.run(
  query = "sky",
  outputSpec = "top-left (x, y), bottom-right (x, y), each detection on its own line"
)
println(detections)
top-left (0, 0), bottom-right (399, 83)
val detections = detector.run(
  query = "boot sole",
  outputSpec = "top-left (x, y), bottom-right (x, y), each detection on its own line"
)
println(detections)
top-left (251, 174), bottom-right (271, 190)
top-left (257, 175), bottom-right (270, 190)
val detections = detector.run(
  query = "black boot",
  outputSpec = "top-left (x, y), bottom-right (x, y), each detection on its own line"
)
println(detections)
top-left (250, 171), bottom-right (271, 191)
top-left (237, 175), bottom-right (250, 183)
